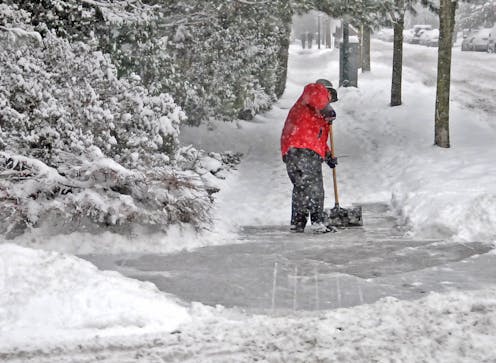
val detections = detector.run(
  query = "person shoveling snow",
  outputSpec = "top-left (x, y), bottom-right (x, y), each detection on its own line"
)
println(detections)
top-left (280, 79), bottom-right (338, 233)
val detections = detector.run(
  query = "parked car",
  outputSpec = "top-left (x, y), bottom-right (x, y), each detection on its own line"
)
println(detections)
top-left (462, 28), bottom-right (492, 51)
top-left (419, 28), bottom-right (439, 47)
top-left (403, 28), bottom-right (415, 43)
top-left (376, 28), bottom-right (394, 42)
top-left (411, 24), bottom-right (432, 44)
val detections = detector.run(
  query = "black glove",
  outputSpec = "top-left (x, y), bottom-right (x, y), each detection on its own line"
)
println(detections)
top-left (325, 153), bottom-right (338, 168)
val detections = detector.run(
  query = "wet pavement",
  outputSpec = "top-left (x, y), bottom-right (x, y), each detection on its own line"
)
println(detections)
top-left (82, 204), bottom-right (495, 313)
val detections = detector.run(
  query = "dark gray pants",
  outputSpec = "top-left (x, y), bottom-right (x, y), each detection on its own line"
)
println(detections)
top-left (284, 148), bottom-right (324, 228)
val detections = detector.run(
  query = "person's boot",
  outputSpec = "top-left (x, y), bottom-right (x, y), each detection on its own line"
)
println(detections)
top-left (290, 223), bottom-right (305, 233)
top-left (290, 214), bottom-right (306, 233)
top-left (289, 224), bottom-right (305, 233)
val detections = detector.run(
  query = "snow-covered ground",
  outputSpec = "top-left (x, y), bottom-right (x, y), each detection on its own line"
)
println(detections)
top-left (0, 244), bottom-right (190, 351)
top-left (2, 41), bottom-right (496, 361)
top-left (3, 286), bottom-right (496, 362)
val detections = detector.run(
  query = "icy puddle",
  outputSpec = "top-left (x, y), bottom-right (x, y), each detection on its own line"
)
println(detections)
top-left (83, 204), bottom-right (495, 313)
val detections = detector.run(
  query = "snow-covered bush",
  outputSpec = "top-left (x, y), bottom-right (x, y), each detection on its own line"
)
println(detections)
top-left (0, 149), bottom-right (215, 234)
top-left (7, 0), bottom-right (293, 124)
top-left (0, 5), bottom-right (240, 238)
top-left (136, 0), bottom-right (292, 123)
top-left (456, 1), bottom-right (496, 30)
top-left (0, 32), bottom-right (182, 167)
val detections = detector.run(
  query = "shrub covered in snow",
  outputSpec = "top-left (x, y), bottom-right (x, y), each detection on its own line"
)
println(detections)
top-left (141, 0), bottom-right (291, 122)
top-left (7, 0), bottom-right (293, 123)
top-left (0, 5), bottom-right (240, 238)
top-left (0, 32), bottom-right (182, 167)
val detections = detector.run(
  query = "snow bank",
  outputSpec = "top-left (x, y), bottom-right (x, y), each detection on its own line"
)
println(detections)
top-left (0, 244), bottom-right (191, 350)
top-left (2, 223), bottom-right (232, 255)
top-left (11, 287), bottom-right (496, 362)
top-left (213, 288), bottom-right (496, 363)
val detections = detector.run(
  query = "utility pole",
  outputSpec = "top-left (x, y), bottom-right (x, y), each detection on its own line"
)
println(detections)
top-left (340, 20), bottom-right (351, 86)
top-left (339, 0), bottom-right (358, 87)
top-left (361, 25), bottom-right (371, 72)
top-left (339, 19), bottom-right (359, 87)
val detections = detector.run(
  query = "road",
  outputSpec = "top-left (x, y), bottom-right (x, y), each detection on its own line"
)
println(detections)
top-left (372, 39), bottom-right (496, 115)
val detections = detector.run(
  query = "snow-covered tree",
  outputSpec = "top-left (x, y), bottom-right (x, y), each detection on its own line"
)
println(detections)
top-left (456, 0), bottom-right (495, 30)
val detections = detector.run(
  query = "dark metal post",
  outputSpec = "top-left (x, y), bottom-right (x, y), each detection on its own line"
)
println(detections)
top-left (340, 20), bottom-right (351, 87)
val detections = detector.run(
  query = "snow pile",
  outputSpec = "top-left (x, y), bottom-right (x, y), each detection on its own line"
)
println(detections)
top-left (0, 243), bottom-right (191, 350)
top-left (9, 287), bottom-right (496, 362)
top-left (182, 288), bottom-right (496, 363)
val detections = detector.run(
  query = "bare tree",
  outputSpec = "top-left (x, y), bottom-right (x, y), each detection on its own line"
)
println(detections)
top-left (390, 0), bottom-right (405, 106)
top-left (434, 0), bottom-right (457, 148)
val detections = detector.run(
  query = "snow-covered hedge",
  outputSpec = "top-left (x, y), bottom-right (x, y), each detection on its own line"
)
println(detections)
top-left (0, 31), bottom-right (182, 167)
top-left (6, 0), bottom-right (293, 124)
top-left (0, 5), bottom-right (240, 238)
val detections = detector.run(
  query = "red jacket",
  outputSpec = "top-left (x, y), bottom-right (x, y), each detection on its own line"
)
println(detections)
top-left (281, 83), bottom-right (331, 160)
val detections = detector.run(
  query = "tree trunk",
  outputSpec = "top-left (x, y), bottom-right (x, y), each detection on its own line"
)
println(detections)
top-left (361, 26), bottom-right (371, 72)
top-left (434, 0), bottom-right (457, 148)
top-left (390, 0), bottom-right (404, 107)
top-left (276, 26), bottom-right (291, 98)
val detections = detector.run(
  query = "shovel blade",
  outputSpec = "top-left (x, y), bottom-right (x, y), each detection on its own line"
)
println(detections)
top-left (324, 205), bottom-right (363, 227)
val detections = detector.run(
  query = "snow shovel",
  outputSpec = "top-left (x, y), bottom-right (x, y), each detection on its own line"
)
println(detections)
top-left (324, 124), bottom-right (363, 227)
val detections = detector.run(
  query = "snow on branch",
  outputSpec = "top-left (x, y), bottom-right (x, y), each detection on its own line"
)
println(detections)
top-left (0, 25), bottom-right (43, 47)
top-left (0, 147), bottom-right (237, 238)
